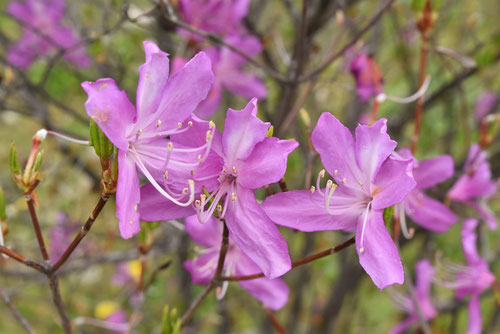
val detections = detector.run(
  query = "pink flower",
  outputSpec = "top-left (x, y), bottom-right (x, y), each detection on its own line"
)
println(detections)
top-left (7, 0), bottom-right (90, 68)
top-left (389, 260), bottom-right (437, 334)
top-left (448, 144), bottom-right (498, 230)
top-left (178, 0), bottom-right (250, 42)
top-left (184, 215), bottom-right (289, 309)
top-left (349, 53), bottom-right (384, 102)
top-left (141, 99), bottom-right (297, 279)
top-left (173, 35), bottom-right (268, 118)
top-left (82, 41), bottom-right (214, 238)
top-left (474, 92), bottom-right (498, 121)
top-left (263, 113), bottom-right (416, 289)
top-left (436, 219), bottom-right (496, 334)
top-left (395, 149), bottom-right (457, 234)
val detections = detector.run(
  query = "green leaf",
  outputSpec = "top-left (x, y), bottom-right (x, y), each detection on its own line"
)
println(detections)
top-left (9, 142), bottom-right (20, 174)
top-left (0, 187), bottom-right (7, 221)
top-left (383, 205), bottom-right (395, 225)
top-left (89, 119), bottom-right (115, 160)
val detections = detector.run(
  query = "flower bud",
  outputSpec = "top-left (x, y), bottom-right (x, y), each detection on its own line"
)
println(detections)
top-left (89, 119), bottom-right (115, 160)
top-left (9, 142), bottom-right (21, 175)
top-left (266, 125), bottom-right (274, 138)
top-left (33, 150), bottom-right (44, 172)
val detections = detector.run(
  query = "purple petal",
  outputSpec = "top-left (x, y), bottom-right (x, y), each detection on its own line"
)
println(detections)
top-left (136, 41), bottom-right (170, 121)
top-left (222, 71), bottom-right (268, 99)
top-left (81, 79), bottom-right (136, 150)
top-left (372, 157), bottom-right (416, 211)
top-left (184, 251), bottom-right (218, 285)
top-left (413, 155), bottom-right (454, 189)
top-left (195, 82), bottom-right (223, 119)
top-left (405, 190), bottom-right (457, 233)
top-left (7, 37), bottom-right (37, 68)
top-left (461, 218), bottom-right (481, 265)
top-left (356, 210), bottom-right (404, 290)
top-left (138, 184), bottom-right (195, 222)
top-left (7, 1), bottom-right (31, 21)
top-left (475, 92), bottom-right (498, 121)
top-left (311, 113), bottom-right (364, 190)
top-left (468, 201), bottom-right (497, 230)
top-left (236, 253), bottom-right (289, 310)
top-left (467, 294), bottom-right (482, 334)
top-left (116, 150), bottom-right (141, 239)
top-left (236, 137), bottom-right (298, 189)
top-left (414, 260), bottom-right (437, 319)
top-left (262, 189), bottom-right (360, 232)
top-left (224, 186), bottom-right (291, 279)
top-left (152, 51), bottom-right (214, 129)
top-left (388, 316), bottom-right (418, 334)
top-left (184, 215), bottom-right (222, 248)
top-left (354, 119), bottom-right (396, 183)
top-left (222, 98), bottom-right (270, 165)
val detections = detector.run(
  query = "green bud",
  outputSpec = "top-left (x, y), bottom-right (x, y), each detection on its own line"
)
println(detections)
top-left (383, 205), bottom-right (395, 225)
top-left (299, 108), bottom-right (311, 128)
top-left (9, 142), bottom-right (20, 174)
top-left (112, 152), bottom-right (119, 181)
top-left (266, 125), bottom-right (274, 138)
top-left (89, 119), bottom-right (115, 160)
top-left (162, 305), bottom-right (171, 334)
top-left (33, 150), bottom-right (43, 172)
top-left (0, 187), bottom-right (7, 221)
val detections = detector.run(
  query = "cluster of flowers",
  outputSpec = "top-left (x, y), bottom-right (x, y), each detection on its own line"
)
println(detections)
top-left (83, 37), bottom-right (497, 326)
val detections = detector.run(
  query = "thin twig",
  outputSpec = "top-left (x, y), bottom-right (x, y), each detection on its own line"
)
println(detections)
top-left (221, 236), bottom-right (355, 281)
top-left (24, 188), bottom-right (49, 261)
top-left (297, 0), bottom-right (396, 82)
top-left (0, 245), bottom-right (45, 273)
top-left (263, 306), bottom-right (286, 334)
top-left (52, 192), bottom-right (110, 271)
top-left (0, 285), bottom-right (36, 334)
top-left (180, 221), bottom-right (229, 327)
top-left (46, 272), bottom-right (72, 334)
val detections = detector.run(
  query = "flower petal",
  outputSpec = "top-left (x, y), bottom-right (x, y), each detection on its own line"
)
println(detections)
top-left (236, 137), bottom-right (298, 189)
top-left (354, 118), bottom-right (396, 183)
top-left (461, 218), bottom-right (481, 265)
top-left (236, 253), bottom-right (289, 310)
top-left (153, 51), bottom-right (214, 129)
top-left (311, 113), bottom-right (365, 190)
top-left (262, 189), bottom-right (360, 232)
top-left (138, 183), bottom-right (195, 222)
top-left (405, 190), bottom-right (457, 233)
top-left (372, 156), bottom-right (416, 211)
top-left (414, 260), bottom-right (437, 319)
top-left (136, 41), bottom-right (170, 122)
top-left (224, 186), bottom-right (291, 279)
top-left (356, 210), bottom-right (403, 290)
top-left (184, 215), bottom-right (222, 248)
top-left (388, 316), bottom-right (418, 334)
top-left (184, 251), bottom-right (218, 285)
top-left (116, 150), bottom-right (141, 239)
top-left (81, 79), bottom-right (135, 150)
top-left (467, 294), bottom-right (482, 334)
top-left (222, 71), bottom-right (268, 99)
top-left (222, 98), bottom-right (270, 165)
top-left (413, 155), bottom-right (454, 189)
top-left (468, 200), bottom-right (497, 230)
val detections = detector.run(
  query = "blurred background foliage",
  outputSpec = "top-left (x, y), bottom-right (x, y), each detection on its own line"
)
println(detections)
top-left (0, 0), bottom-right (499, 333)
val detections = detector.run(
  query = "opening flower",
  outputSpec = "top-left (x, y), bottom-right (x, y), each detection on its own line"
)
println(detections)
top-left (184, 215), bottom-right (289, 310)
top-left (82, 41), bottom-right (214, 238)
top-left (141, 99), bottom-right (297, 279)
top-left (263, 113), bottom-right (416, 289)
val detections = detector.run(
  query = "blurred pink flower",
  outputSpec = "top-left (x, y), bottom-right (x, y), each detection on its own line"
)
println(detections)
top-left (349, 53), bottom-right (384, 102)
top-left (184, 215), bottom-right (289, 310)
top-left (474, 92), bottom-right (498, 121)
top-left (7, 0), bottom-right (91, 68)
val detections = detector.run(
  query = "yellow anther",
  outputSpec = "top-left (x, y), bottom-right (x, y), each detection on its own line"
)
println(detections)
top-left (209, 120), bottom-right (215, 129)
top-left (188, 121), bottom-right (193, 127)
top-left (182, 188), bottom-right (188, 195)
top-left (334, 169), bottom-right (338, 176)
top-left (156, 120), bottom-right (162, 128)
top-left (231, 193), bottom-right (237, 201)
top-left (320, 169), bottom-right (325, 178)
top-left (359, 181), bottom-right (364, 186)
top-left (310, 186), bottom-right (316, 193)
top-left (359, 247), bottom-right (365, 253)
top-left (232, 166), bottom-right (237, 173)
top-left (217, 204), bottom-right (222, 212)
top-left (134, 203), bottom-right (138, 212)
top-left (167, 142), bottom-right (174, 150)
top-left (177, 122), bottom-right (182, 128)
top-left (129, 220), bottom-right (134, 225)
top-left (197, 154), bottom-right (202, 163)
top-left (137, 129), bottom-right (143, 136)
top-left (342, 177), bottom-right (346, 184)
top-left (163, 171), bottom-right (168, 179)
top-left (195, 200), bottom-right (201, 207)
top-left (206, 130), bottom-right (212, 142)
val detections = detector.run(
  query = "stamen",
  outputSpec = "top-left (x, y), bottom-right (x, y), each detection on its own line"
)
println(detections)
top-left (209, 121), bottom-right (215, 129)
top-left (45, 130), bottom-right (89, 145)
top-left (232, 166), bottom-right (237, 174)
top-left (342, 177), bottom-right (347, 184)
top-left (359, 202), bottom-right (372, 254)
top-left (324, 180), bottom-right (338, 215)
top-left (188, 121), bottom-right (193, 127)
top-left (316, 169), bottom-right (326, 195)
top-left (384, 75), bottom-right (432, 104)
top-left (137, 129), bottom-right (143, 136)
top-left (231, 193), bottom-right (237, 201)
top-left (163, 171), bottom-right (168, 179)
top-left (177, 122), bottom-right (182, 128)
top-left (334, 169), bottom-right (338, 176)
top-left (310, 186), bottom-right (316, 193)
top-left (156, 120), bottom-right (162, 128)
top-left (398, 203), bottom-right (415, 239)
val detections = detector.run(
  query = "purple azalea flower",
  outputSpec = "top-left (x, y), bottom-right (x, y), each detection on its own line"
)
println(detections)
top-left (474, 92), bottom-right (498, 121)
top-left (178, 0), bottom-right (250, 42)
top-left (7, 0), bottom-right (90, 68)
top-left (448, 144), bottom-right (498, 230)
top-left (349, 53), bottom-right (384, 102)
top-left (437, 219), bottom-right (496, 334)
top-left (105, 310), bottom-right (128, 334)
top-left (263, 113), bottom-right (416, 289)
top-left (394, 149), bottom-right (457, 234)
top-left (389, 260), bottom-right (437, 334)
top-left (82, 41), bottom-right (214, 239)
top-left (141, 99), bottom-right (297, 279)
top-left (184, 215), bottom-right (289, 309)
top-left (173, 35), bottom-right (267, 118)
